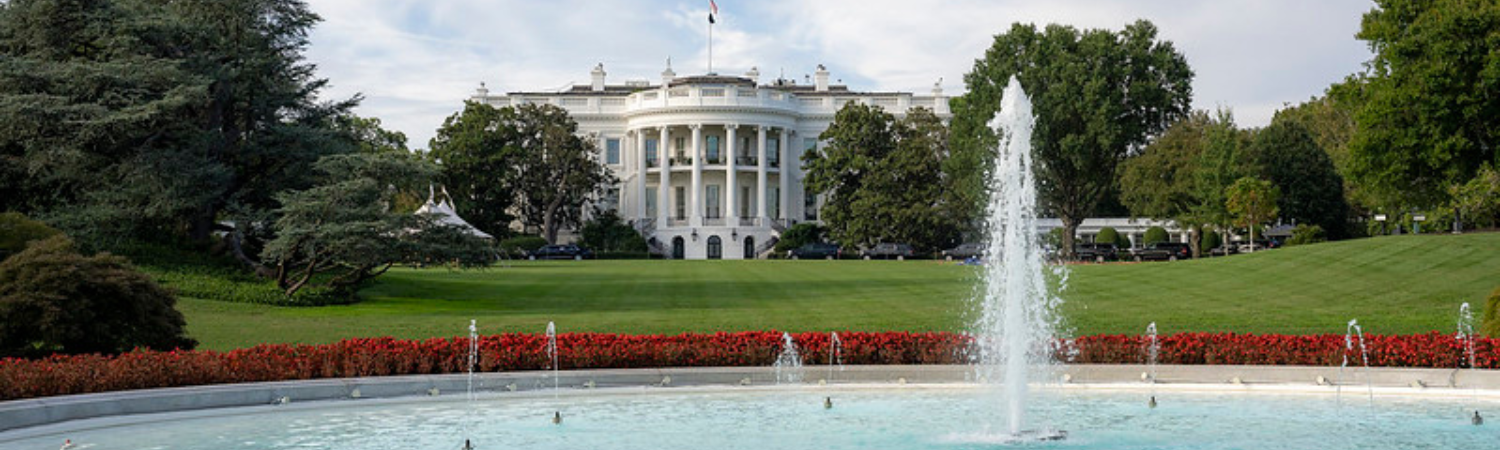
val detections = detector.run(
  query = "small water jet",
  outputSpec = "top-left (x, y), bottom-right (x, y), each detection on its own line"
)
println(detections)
top-left (773, 332), bottom-right (803, 384)
top-left (462, 320), bottom-right (479, 449)
top-left (545, 322), bottom-right (559, 397)
top-left (1339, 319), bottom-right (1373, 406)
top-left (1145, 322), bottom-right (1159, 407)
top-left (1458, 303), bottom-right (1481, 424)
top-left (970, 76), bottom-right (1065, 440)
top-left (827, 332), bottom-right (844, 384)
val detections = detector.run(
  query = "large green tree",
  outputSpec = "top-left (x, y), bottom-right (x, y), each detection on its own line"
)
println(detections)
top-left (0, 0), bottom-right (355, 248)
top-left (1225, 177), bottom-right (1280, 252)
top-left (1243, 120), bottom-right (1351, 239)
top-left (803, 105), bottom-right (961, 251)
top-left (952, 20), bottom-right (1194, 257)
top-left (1119, 111), bottom-right (1214, 256)
top-left (428, 101), bottom-right (522, 238)
top-left (1348, 0), bottom-right (1500, 209)
top-left (508, 104), bottom-right (614, 244)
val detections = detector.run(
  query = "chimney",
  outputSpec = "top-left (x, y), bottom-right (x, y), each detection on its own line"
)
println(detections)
top-left (746, 66), bottom-right (761, 84)
top-left (591, 63), bottom-right (606, 92)
top-left (814, 64), bottom-right (830, 92)
top-left (474, 82), bottom-right (490, 98)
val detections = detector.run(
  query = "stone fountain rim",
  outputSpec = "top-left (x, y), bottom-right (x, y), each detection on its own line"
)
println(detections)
top-left (5, 364), bottom-right (1500, 437)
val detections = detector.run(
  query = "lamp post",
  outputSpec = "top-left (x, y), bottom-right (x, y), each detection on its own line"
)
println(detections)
top-left (1412, 214), bottom-right (1426, 235)
top-left (1374, 214), bottom-right (1387, 236)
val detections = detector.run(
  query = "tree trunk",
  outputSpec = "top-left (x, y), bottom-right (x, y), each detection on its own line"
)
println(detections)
top-left (542, 198), bottom-right (563, 244)
top-left (1060, 216), bottom-right (1080, 261)
top-left (1187, 226), bottom-right (1201, 258)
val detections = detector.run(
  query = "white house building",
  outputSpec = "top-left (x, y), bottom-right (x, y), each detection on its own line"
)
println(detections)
top-left (470, 63), bottom-right (951, 259)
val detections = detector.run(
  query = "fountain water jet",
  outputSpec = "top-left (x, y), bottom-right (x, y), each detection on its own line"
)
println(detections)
top-left (774, 333), bottom-right (803, 384)
top-left (827, 332), bottom-right (843, 384)
top-left (1458, 303), bottom-right (1481, 424)
top-left (1340, 319), bottom-right (1373, 406)
top-left (1145, 322), bottom-right (1159, 407)
top-left (970, 77), bottom-right (1065, 439)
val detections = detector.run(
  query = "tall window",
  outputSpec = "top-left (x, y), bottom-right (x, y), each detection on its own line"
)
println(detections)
top-left (769, 187), bottom-right (780, 219)
top-left (706, 136), bottom-right (721, 163)
top-left (675, 137), bottom-right (686, 158)
top-left (804, 191), bottom-right (818, 221)
top-left (645, 187), bottom-right (657, 218)
top-left (741, 186), bottom-right (753, 217)
top-left (741, 137), bottom-right (753, 159)
top-left (605, 138), bottom-right (620, 165)
top-left (705, 185), bottom-right (721, 218)
top-left (674, 186), bottom-right (686, 219)
top-left (767, 138), bottom-right (780, 166)
top-left (646, 139), bottom-right (658, 166)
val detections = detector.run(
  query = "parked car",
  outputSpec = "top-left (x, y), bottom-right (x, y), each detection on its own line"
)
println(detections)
top-left (942, 243), bottom-right (984, 261)
top-left (1130, 242), bottom-right (1191, 262)
top-left (528, 244), bottom-right (593, 260)
top-left (861, 243), bottom-right (915, 260)
top-left (1207, 245), bottom-right (1239, 257)
top-left (1235, 240), bottom-right (1280, 253)
top-left (1073, 243), bottom-right (1119, 263)
top-left (788, 243), bottom-right (841, 260)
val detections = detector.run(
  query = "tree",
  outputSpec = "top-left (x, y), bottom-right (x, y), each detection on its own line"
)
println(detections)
top-left (1225, 177), bottom-right (1280, 252)
top-left (1244, 120), bottom-right (1351, 239)
top-left (0, 235), bottom-right (195, 357)
top-left (1272, 78), bottom-right (1375, 215)
top-left (952, 21), bottom-right (1194, 259)
top-left (579, 210), bottom-right (647, 254)
top-left (1450, 164), bottom-right (1500, 229)
top-left (1143, 227), bottom-right (1169, 245)
top-left (0, 212), bottom-right (60, 261)
top-left (774, 223), bottom-right (827, 253)
top-left (428, 101), bottom-right (522, 238)
top-left (803, 105), bottom-right (961, 251)
top-left (1348, 0), bottom-right (1500, 209)
top-left (1120, 111), bottom-right (1214, 256)
top-left (508, 104), bottom-right (614, 245)
top-left (260, 153), bottom-right (493, 297)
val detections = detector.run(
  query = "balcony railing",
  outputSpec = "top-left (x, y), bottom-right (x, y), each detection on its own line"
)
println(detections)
top-left (769, 160), bottom-right (780, 168)
top-left (669, 217), bottom-right (689, 227)
top-left (670, 156), bottom-right (693, 166)
top-left (646, 159), bottom-right (659, 168)
top-left (736, 156), bottom-right (758, 166)
top-left (705, 156), bottom-right (724, 165)
top-left (739, 217), bottom-right (758, 227)
top-left (703, 218), bottom-right (725, 226)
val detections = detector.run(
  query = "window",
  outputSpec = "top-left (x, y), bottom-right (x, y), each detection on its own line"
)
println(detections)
top-left (741, 186), bottom-right (753, 217)
top-left (741, 137), bottom-right (753, 157)
top-left (803, 137), bottom-right (818, 152)
top-left (706, 185), bottom-right (721, 219)
top-left (646, 139), bottom-right (658, 166)
top-left (645, 187), bottom-right (657, 218)
top-left (674, 186), bottom-right (686, 219)
top-left (767, 138), bottom-right (780, 166)
top-left (706, 136), bottom-right (721, 163)
top-left (605, 138), bottom-right (620, 165)
top-left (601, 187), bottom-right (620, 212)
top-left (675, 137), bottom-right (686, 158)
top-left (804, 191), bottom-right (818, 221)
top-left (706, 236), bottom-right (722, 259)
top-left (769, 187), bottom-right (780, 219)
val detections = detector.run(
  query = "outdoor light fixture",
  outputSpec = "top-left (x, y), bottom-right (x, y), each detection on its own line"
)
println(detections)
top-left (692, 229), bottom-right (699, 241)
top-left (731, 229), bottom-right (738, 239)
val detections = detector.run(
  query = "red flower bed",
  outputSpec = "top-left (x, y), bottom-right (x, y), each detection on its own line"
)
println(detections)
top-left (0, 331), bottom-right (1494, 401)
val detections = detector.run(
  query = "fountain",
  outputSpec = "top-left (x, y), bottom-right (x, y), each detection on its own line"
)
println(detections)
top-left (545, 321), bottom-right (559, 395)
top-left (827, 332), bottom-right (844, 384)
top-left (970, 76), bottom-right (1065, 440)
top-left (463, 320), bottom-right (479, 447)
top-left (1458, 303), bottom-right (1482, 424)
top-left (773, 332), bottom-right (803, 384)
top-left (1145, 322), bottom-right (1159, 407)
top-left (1340, 319), bottom-right (1373, 405)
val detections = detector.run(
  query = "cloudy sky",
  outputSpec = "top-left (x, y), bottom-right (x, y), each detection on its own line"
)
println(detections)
top-left (304, 0), bottom-right (1376, 149)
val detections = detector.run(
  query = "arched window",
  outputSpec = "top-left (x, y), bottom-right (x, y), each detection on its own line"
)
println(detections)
top-left (707, 236), bottom-right (723, 260)
top-left (743, 236), bottom-right (755, 259)
top-left (672, 236), bottom-right (685, 260)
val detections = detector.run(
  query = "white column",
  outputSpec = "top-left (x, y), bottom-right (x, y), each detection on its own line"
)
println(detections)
top-left (690, 124), bottom-right (703, 227)
top-left (756, 126), bottom-right (768, 223)
top-left (634, 130), bottom-right (647, 221)
top-left (779, 128), bottom-right (791, 220)
top-left (658, 126), bottom-right (671, 227)
top-left (725, 124), bottom-right (738, 225)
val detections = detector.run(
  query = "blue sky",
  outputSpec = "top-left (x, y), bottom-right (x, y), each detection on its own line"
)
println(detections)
top-left (305, 0), bottom-right (1376, 149)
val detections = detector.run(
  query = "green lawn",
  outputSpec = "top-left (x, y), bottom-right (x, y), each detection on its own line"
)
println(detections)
top-left (179, 233), bottom-right (1500, 350)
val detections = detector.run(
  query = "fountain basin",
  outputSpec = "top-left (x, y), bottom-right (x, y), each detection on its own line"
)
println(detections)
top-left (4, 365), bottom-right (1500, 449)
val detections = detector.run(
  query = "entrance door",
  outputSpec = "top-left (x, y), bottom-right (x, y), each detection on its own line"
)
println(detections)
top-left (743, 237), bottom-right (755, 259)
top-left (707, 236), bottom-right (722, 260)
top-left (672, 236), bottom-right (685, 260)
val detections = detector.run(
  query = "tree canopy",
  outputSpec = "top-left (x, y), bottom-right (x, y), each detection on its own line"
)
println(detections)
top-left (1244, 120), bottom-right (1350, 238)
top-left (952, 20), bottom-right (1194, 257)
top-left (802, 104), bottom-right (962, 251)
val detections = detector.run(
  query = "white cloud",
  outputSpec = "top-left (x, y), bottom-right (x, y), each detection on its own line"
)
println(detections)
top-left (304, 0), bottom-right (1375, 148)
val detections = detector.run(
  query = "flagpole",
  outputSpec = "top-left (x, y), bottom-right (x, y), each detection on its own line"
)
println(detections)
top-left (708, 18), bottom-right (713, 73)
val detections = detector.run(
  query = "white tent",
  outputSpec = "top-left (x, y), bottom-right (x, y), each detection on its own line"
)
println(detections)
top-left (415, 186), bottom-right (493, 240)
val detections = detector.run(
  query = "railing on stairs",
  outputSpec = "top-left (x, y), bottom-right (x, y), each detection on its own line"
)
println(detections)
top-left (753, 237), bottom-right (780, 259)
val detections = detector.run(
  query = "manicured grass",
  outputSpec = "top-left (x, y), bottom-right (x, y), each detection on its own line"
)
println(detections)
top-left (178, 233), bottom-right (1500, 350)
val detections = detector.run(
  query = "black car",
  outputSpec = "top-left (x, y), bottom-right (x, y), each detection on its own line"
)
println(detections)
top-left (942, 243), bottom-right (984, 261)
top-left (1130, 242), bottom-right (1191, 262)
top-left (528, 244), bottom-right (593, 260)
top-left (1073, 243), bottom-right (1119, 263)
top-left (788, 243), bottom-right (841, 260)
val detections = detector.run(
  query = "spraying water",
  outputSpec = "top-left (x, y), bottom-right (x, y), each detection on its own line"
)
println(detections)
top-left (774, 333), bottom-right (804, 384)
top-left (545, 322), bottom-right (559, 398)
top-left (827, 332), bottom-right (844, 384)
top-left (1145, 322), bottom-right (1159, 405)
top-left (971, 77), bottom-right (1064, 438)
top-left (1341, 319), bottom-right (1373, 406)
top-left (1458, 303), bottom-right (1481, 422)
top-left (463, 320), bottom-right (479, 448)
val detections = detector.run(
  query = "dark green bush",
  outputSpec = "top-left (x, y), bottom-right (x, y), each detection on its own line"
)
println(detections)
top-left (775, 223), bottom-right (827, 252)
top-left (1096, 227), bottom-right (1128, 248)
top-left (1287, 224), bottom-right (1327, 246)
top-left (0, 212), bottom-right (61, 261)
top-left (579, 211), bottom-right (647, 253)
top-left (1201, 229), bottom-right (1222, 252)
top-left (0, 236), bottom-right (196, 357)
top-left (1143, 226), bottom-right (1169, 245)
top-left (499, 235), bottom-right (548, 255)
top-left (1481, 287), bottom-right (1500, 338)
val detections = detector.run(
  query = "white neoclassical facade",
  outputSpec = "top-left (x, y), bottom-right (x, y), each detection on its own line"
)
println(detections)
top-left (471, 63), bottom-right (950, 259)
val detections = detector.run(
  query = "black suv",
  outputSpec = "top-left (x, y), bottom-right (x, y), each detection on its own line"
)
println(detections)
top-left (1130, 242), bottom-right (1191, 262)
top-left (1073, 243), bottom-right (1119, 263)
top-left (788, 243), bottom-right (841, 260)
top-left (528, 244), bottom-right (593, 260)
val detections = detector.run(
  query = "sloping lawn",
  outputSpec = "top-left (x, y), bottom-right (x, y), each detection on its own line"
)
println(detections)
top-left (178, 233), bottom-right (1500, 350)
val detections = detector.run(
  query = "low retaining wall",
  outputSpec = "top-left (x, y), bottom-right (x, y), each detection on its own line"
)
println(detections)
top-left (3, 364), bottom-right (1498, 434)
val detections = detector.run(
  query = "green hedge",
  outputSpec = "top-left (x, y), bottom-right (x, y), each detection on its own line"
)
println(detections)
top-left (1096, 227), bottom-right (1128, 248)
top-left (1143, 226), bottom-right (1169, 245)
top-left (1201, 229), bottom-right (1222, 251)
top-left (499, 235), bottom-right (548, 255)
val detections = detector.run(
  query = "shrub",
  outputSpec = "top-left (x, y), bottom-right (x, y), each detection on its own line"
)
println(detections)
top-left (579, 211), bottom-right (648, 253)
top-left (1096, 227), bottom-right (1128, 248)
top-left (775, 223), bottom-right (827, 252)
top-left (499, 235), bottom-right (548, 255)
top-left (1143, 226), bottom-right (1169, 245)
top-left (1482, 287), bottom-right (1500, 338)
top-left (0, 236), bottom-right (196, 358)
top-left (1286, 224), bottom-right (1327, 246)
top-left (1200, 229), bottom-right (1222, 251)
top-left (0, 213), bottom-right (61, 261)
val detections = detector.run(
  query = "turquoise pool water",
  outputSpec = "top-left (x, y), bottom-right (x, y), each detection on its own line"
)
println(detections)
top-left (5, 387), bottom-right (1496, 449)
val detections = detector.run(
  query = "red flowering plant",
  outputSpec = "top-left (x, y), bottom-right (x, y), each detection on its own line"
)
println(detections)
top-left (0, 331), bottom-right (1493, 401)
